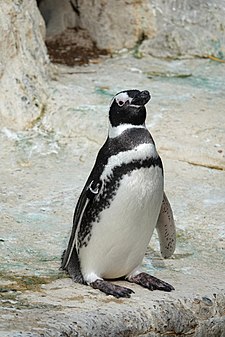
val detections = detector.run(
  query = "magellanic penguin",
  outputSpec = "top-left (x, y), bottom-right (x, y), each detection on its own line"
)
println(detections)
top-left (61, 89), bottom-right (176, 298)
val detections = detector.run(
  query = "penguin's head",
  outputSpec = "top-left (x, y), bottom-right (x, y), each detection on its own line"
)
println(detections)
top-left (109, 89), bottom-right (151, 127)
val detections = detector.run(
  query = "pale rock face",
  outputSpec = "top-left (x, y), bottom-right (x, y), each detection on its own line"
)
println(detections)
top-left (140, 0), bottom-right (225, 59)
top-left (39, 0), bottom-right (78, 38)
top-left (78, 0), bottom-right (156, 51)
top-left (0, 0), bottom-right (50, 130)
top-left (38, 0), bottom-right (156, 51)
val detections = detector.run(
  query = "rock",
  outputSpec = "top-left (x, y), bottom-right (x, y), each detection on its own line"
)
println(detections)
top-left (38, 0), bottom-right (155, 51)
top-left (38, 0), bottom-right (78, 38)
top-left (0, 0), bottom-right (50, 130)
top-left (77, 0), bottom-right (156, 51)
top-left (140, 0), bottom-right (225, 59)
top-left (37, 0), bottom-right (225, 58)
top-left (0, 278), bottom-right (225, 336)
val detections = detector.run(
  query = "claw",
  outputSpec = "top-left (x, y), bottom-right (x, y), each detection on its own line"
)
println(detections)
top-left (90, 279), bottom-right (134, 298)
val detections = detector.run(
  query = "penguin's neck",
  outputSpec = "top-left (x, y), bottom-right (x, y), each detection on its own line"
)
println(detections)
top-left (108, 123), bottom-right (146, 139)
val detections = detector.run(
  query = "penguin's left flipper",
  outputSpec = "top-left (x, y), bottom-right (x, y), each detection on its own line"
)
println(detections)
top-left (128, 272), bottom-right (174, 292)
top-left (156, 192), bottom-right (176, 259)
top-left (90, 279), bottom-right (134, 298)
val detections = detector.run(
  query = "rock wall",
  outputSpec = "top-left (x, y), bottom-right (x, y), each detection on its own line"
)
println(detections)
top-left (38, 0), bottom-right (225, 58)
top-left (140, 0), bottom-right (225, 59)
top-left (0, 0), bottom-right (50, 130)
top-left (77, 0), bottom-right (156, 51)
top-left (38, 0), bottom-right (78, 38)
top-left (39, 0), bottom-right (156, 51)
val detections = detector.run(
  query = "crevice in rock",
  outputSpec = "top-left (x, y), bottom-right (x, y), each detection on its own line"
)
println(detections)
top-left (36, 0), bottom-right (154, 66)
top-left (28, 103), bottom-right (47, 128)
top-left (184, 160), bottom-right (224, 171)
top-left (69, 0), bottom-right (80, 16)
top-left (36, 0), bottom-right (108, 66)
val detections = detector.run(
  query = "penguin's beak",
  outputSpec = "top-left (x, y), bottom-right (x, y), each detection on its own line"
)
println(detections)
top-left (131, 90), bottom-right (151, 106)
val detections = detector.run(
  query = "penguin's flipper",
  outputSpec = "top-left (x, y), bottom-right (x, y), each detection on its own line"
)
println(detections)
top-left (63, 246), bottom-right (85, 284)
top-left (61, 179), bottom-right (102, 281)
top-left (156, 192), bottom-right (176, 258)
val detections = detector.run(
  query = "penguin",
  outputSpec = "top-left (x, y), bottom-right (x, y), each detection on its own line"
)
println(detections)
top-left (61, 89), bottom-right (176, 298)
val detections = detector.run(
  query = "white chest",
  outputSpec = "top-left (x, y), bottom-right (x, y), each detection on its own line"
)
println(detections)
top-left (79, 165), bottom-right (163, 281)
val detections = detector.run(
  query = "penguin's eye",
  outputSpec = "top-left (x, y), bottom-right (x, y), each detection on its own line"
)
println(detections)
top-left (118, 100), bottom-right (124, 106)
top-left (117, 100), bottom-right (129, 107)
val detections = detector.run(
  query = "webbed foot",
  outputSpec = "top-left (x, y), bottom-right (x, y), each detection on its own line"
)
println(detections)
top-left (90, 279), bottom-right (134, 298)
top-left (128, 272), bottom-right (174, 292)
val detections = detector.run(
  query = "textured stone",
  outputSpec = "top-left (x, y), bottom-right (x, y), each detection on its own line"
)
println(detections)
top-left (140, 0), bottom-right (225, 59)
top-left (77, 0), bottom-right (156, 51)
top-left (38, 0), bottom-right (225, 57)
top-left (0, 0), bottom-right (50, 130)
top-left (0, 277), bottom-right (225, 336)
top-left (38, 0), bottom-right (155, 51)
top-left (38, 0), bottom-right (78, 38)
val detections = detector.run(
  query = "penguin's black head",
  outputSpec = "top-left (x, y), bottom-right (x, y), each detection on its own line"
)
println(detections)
top-left (109, 89), bottom-right (151, 127)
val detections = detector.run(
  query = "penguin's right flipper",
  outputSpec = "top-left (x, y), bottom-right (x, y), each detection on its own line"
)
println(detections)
top-left (156, 192), bottom-right (176, 258)
top-left (61, 178), bottom-right (102, 279)
top-left (62, 247), bottom-right (85, 284)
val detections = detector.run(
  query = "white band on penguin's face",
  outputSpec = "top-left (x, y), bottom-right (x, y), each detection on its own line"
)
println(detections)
top-left (110, 92), bottom-right (132, 108)
top-left (115, 92), bottom-right (131, 105)
top-left (110, 92), bottom-right (142, 108)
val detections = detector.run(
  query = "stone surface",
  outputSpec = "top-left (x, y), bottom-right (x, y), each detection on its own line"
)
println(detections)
top-left (37, 0), bottom-right (225, 58)
top-left (38, 0), bottom-right (78, 38)
top-left (0, 54), bottom-right (225, 336)
top-left (35, 0), bottom-right (225, 67)
top-left (38, 0), bottom-right (155, 51)
top-left (140, 0), bottom-right (225, 59)
top-left (0, 0), bottom-right (50, 130)
top-left (77, 0), bottom-right (155, 51)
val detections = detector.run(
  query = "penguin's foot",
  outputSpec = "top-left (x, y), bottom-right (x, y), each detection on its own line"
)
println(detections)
top-left (90, 279), bottom-right (134, 298)
top-left (128, 272), bottom-right (174, 292)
